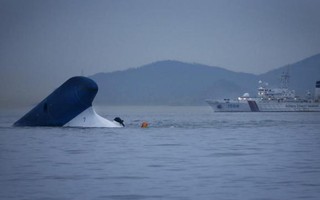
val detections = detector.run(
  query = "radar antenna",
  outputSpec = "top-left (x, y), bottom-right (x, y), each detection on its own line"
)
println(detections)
top-left (280, 68), bottom-right (290, 89)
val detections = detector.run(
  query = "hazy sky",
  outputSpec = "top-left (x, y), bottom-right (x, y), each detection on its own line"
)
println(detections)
top-left (1, 0), bottom-right (320, 106)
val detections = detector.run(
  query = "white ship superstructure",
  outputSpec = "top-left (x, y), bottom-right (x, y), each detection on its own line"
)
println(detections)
top-left (206, 72), bottom-right (320, 112)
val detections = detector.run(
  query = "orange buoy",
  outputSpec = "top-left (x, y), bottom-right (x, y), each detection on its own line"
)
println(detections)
top-left (141, 121), bottom-right (149, 128)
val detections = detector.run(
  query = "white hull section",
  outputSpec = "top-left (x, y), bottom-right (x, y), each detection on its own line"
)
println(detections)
top-left (258, 102), bottom-right (320, 112)
top-left (206, 100), bottom-right (320, 112)
top-left (64, 107), bottom-right (123, 128)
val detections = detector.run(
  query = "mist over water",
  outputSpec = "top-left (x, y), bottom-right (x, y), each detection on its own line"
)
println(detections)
top-left (1, 106), bottom-right (320, 200)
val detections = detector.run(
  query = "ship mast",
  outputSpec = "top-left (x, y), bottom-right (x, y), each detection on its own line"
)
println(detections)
top-left (280, 68), bottom-right (290, 89)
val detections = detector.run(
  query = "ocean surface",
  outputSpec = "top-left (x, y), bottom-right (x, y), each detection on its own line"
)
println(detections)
top-left (1, 106), bottom-right (320, 200)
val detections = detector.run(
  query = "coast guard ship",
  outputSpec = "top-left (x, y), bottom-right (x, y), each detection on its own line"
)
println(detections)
top-left (206, 72), bottom-right (320, 112)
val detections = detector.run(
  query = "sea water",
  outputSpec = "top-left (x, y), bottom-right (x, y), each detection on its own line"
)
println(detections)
top-left (1, 106), bottom-right (320, 200)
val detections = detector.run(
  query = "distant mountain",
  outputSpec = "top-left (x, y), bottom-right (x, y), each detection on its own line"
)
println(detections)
top-left (91, 61), bottom-right (257, 105)
top-left (91, 54), bottom-right (320, 105)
